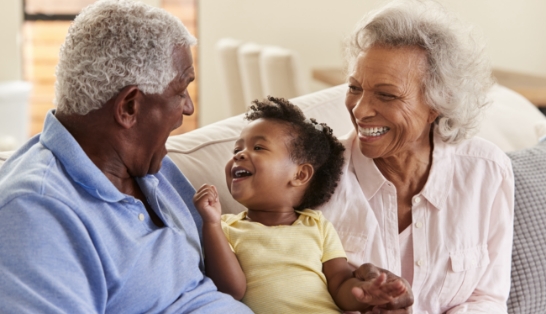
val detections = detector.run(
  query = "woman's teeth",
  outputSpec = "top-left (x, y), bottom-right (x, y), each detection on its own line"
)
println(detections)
top-left (359, 127), bottom-right (390, 137)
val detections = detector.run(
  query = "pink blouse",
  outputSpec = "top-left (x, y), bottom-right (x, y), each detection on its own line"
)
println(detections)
top-left (318, 130), bottom-right (514, 314)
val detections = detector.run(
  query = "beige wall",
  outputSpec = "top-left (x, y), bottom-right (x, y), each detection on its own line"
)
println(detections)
top-left (445, 0), bottom-right (546, 76)
top-left (0, 0), bottom-right (23, 82)
top-left (198, 0), bottom-right (546, 126)
top-left (140, 0), bottom-right (160, 7)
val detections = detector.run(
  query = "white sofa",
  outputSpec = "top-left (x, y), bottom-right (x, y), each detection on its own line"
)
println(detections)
top-left (0, 84), bottom-right (545, 313)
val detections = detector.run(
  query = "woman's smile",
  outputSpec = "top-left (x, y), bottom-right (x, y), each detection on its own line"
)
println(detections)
top-left (357, 125), bottom-right (391, 142)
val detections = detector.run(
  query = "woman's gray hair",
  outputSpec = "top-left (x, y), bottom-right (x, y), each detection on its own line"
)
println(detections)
top-left (346, 0), bottom-right (493, 143)
top-left (54, 0), bottom-right (196, 115)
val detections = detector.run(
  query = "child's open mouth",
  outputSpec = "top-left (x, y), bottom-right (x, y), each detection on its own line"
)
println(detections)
top-left (232, 166), bottom-right (252, 178)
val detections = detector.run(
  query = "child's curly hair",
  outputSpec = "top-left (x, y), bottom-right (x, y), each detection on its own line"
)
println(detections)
top-left (245, 96), bottom-right (345, 210)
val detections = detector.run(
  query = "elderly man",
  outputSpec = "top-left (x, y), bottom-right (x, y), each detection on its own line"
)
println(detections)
top-left (0, 0), bottom-right (251, 313)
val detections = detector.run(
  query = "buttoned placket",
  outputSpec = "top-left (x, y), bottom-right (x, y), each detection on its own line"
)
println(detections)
top-left (411, 194), bottom-right (427, 295)
top-left (135, 176), bottom-right (173, 230)
top-left (121, 197), bottom-right (153, 227)
top-left (384, 182), bottom-right (401, 273)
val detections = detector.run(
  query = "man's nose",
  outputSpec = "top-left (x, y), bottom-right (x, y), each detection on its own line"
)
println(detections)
top-left (183, 90), bottom-right (194, 115)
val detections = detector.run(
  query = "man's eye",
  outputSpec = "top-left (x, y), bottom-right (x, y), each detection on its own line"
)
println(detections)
top-left (348, 85), bottom-right (361, 93)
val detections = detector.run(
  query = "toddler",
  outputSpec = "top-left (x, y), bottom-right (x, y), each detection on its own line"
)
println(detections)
top-left (193, 96), bottom-right (406, 313)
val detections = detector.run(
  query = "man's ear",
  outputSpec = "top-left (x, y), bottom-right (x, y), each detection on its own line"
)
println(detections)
top-left (290, 163), bottom-right (314, 187)
top-left (113, 85), bottom-right (141, 129)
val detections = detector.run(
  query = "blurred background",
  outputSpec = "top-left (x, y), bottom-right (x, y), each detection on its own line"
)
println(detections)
top-left (1, 0), bottom-right (545, 151)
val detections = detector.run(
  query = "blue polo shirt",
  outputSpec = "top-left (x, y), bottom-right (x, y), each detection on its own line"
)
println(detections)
top-left (0, 111), bottom-right (252, 313)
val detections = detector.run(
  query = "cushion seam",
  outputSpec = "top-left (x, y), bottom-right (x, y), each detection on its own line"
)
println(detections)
top-left (167, 136), bottom-right (239, 154)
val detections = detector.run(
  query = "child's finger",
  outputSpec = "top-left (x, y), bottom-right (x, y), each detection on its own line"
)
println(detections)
top-left (352, 281), bottom-right (395, 305)
top-left (209, 185), bottom-right (219, 201)
top-left (193, 188), bottom-right (216, 206)
top-left (196, 185), bottom-right (219, 202)
top-left (379, 279), bottom-right (407, 298)
top-left (193, 187), bottom-right (210, 201)
top-left (370, 272), bottom-right (387, 287)
top-left (351, 286), bottom-right (373, 303)
top-left (196, 183), bottom-right (211, 193)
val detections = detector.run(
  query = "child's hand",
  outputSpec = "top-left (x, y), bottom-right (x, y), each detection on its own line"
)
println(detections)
top-left (353, 263), bottom-right (413, 311)
top-left (193, 184), bottom-right (222, 224)
top-left (351, 272), bottom-right (407, 306)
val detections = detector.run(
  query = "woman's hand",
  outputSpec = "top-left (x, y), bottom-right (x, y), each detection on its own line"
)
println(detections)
top-left (193, 184), bottom-right (222, 224)
top-left (355, 263), bottom-right (414, 314)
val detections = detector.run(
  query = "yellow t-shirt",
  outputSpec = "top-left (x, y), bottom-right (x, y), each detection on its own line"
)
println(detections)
top-left (221, 209), bottom-right (347, 314)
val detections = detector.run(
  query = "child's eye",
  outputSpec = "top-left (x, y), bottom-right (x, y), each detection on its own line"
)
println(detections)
top-left (233, 148), bottom-right (242, 154)
top-left (254, 146), bottom-right (263, 151)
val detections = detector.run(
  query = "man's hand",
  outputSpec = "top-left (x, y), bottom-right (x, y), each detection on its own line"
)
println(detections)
top-left (192, 184), bottom-right (222, 223)
top-left (355, 263), bottom-right (414, 314)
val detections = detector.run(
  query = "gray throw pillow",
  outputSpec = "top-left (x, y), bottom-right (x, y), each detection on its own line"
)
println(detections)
top-left (506, 141), bottom-right (546, 314)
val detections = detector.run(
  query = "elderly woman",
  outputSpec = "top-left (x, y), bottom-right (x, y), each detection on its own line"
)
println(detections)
top-left (318, 0), bottom-right (514, 313)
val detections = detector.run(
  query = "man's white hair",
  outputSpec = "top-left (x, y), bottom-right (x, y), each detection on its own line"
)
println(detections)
top-left (346, 0), bottom-right (493, 143)
top-left (54, 0), bottom-right (196, 115)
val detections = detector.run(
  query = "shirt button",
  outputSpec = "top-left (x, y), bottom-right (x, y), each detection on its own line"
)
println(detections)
top-left (416, 259), bottom-right (424, 267)
top-left (414, 196), bottom-right (422, 204)
top-left (138, 213), bottom-right (145, 221)
top-left (415, 221), bottom-right (423, 228)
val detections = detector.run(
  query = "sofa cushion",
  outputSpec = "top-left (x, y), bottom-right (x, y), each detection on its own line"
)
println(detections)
top-left (479, 84), bottom-right (546, 151)
top-left (506, 141), bottom-right (546, 314)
